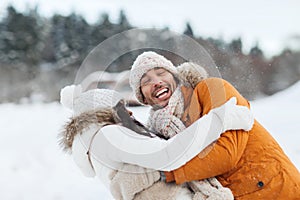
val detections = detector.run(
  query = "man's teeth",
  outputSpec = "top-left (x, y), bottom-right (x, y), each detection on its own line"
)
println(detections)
top-left (156, 88), bottom-right (168, 97)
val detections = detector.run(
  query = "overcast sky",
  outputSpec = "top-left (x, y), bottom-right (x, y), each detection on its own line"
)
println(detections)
top-left (1, 0), bottom-right (300, 57)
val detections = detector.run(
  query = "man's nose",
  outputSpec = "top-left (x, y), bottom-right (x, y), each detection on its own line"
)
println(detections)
top-left (152, 78), bottom-right (163, 87)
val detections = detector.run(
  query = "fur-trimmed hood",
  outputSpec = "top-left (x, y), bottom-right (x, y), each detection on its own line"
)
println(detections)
top-left (59, 101), bottom-right (155, 153)
top-left (58, 108), bottom-right (118, 153)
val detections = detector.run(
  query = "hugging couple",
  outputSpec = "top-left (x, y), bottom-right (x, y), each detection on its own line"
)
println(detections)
top-left (59, 51), bottom-right (300, 200)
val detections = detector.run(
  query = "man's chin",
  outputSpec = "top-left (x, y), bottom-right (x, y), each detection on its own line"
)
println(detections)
top-left (152, 104), bottom-right (164, 110)
top-left (152, 101), bottom-right (169, 110)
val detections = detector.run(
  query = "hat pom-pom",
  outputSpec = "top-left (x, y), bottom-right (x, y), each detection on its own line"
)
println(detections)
top-left (60, 85), bottom-right (82, 110)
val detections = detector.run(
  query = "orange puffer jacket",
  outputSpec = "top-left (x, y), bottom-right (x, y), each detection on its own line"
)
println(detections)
top-left (164, 77), bottom-right (300, 199)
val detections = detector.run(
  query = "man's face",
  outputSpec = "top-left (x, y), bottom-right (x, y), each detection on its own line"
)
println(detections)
top-left (140, 68), bottom-right (177, 108)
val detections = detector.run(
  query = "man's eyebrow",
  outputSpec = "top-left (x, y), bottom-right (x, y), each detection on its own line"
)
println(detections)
top-left (141, 73), bottom-right (147, 80)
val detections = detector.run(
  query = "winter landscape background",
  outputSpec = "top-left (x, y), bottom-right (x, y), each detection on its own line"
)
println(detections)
top-left (0, 1), bottom-right (300, 103)
top-left (0, 81), bottom-right (300, 200)
top-left (1, 1), bottom-right (300, 199)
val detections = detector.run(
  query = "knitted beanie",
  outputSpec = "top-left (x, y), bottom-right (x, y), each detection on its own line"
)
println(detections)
top-left (60, 84), bottom-right (123, 116)
top-left (129, 51), bottom-right (178, 104)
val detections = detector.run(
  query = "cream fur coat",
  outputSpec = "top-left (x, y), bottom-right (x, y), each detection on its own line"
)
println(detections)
top-left (60, 111), bottom-right (195, 200)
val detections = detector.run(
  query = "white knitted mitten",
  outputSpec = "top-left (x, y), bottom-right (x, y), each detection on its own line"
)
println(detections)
top-left (109, 164), bottom-right (160, 200)
top-left (210, 97), bottom-right (254, 132)
top-left (189, 178), bottom-right (233, 200)
top-left (135, 182), bottom-right (192, 200)
top-left (192, 192), bottom-right (207, 200)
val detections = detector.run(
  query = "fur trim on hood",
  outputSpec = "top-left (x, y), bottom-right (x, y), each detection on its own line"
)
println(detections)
top-left (58, 108), bottom-right (118, 153)
top-left (58, 101), bottom-right (157, 153)
top-left (177, 62), bottom-right (209, 88)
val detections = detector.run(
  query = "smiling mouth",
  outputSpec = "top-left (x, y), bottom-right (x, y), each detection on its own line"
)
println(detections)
top-left (154, 88), bottom-right (169, 99)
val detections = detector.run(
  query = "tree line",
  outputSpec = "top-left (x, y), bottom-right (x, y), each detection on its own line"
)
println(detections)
top-left (0, 5), bottom-right (299, 103)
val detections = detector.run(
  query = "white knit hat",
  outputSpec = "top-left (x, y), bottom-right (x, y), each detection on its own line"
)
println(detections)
top-left (60, 85), bottom-right (123, 116)
top-left (129, 51), bottom-right (178, 104)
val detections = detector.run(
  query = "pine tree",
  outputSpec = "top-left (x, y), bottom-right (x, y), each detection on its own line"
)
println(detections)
top-left (183, 22), bottom-right (194, 37)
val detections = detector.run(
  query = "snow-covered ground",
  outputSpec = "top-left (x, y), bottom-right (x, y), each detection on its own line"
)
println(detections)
top-left (1, 81), bottom-right (299, 200)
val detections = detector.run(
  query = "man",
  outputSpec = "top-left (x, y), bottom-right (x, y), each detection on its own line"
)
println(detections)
top-left (129, 51), bottom-right (300, 199)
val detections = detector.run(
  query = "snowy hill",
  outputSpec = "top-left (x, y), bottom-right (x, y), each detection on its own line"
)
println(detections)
top-left (0, 81), bottom-right (299, 200)
top-left (250, 81), bottom-right (300, 169)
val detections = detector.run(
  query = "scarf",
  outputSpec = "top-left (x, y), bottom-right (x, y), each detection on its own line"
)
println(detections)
top-left (148, 86), bottom-right (186, 138)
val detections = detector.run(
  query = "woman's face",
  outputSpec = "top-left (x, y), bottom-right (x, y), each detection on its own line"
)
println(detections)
top-left (140, 68), bottom-right (177, 108)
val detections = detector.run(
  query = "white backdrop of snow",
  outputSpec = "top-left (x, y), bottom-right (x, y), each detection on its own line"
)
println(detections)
top-left (0, 81), bottom-right (299, 200)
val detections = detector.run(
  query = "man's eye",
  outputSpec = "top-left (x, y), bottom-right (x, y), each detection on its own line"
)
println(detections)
top-left (141, 79), bottom-right (150, 85)
top-left (157, 71), bottom-right (166, 76)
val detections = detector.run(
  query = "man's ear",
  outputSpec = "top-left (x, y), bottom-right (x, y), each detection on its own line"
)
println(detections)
top-left (140, 88), bottom-right (148, 104)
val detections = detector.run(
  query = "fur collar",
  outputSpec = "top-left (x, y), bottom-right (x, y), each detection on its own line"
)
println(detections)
top-left (177, 62), bottom-right (209, 88)
top-left (59, 108), bottom-right (118, 153)
top-left (59, 102), bottom-right (157, 153)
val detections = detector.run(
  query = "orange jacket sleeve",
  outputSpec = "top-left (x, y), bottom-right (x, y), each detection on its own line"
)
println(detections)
top-left (165, 78), bottom-right (251, 184)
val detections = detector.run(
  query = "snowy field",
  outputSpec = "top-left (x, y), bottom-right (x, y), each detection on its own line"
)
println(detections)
top-left (0, 81), bottom-right (300, 200)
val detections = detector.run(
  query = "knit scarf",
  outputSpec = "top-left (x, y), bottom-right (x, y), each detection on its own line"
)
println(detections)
top-left (148, 86), bottom-right (186, 138)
